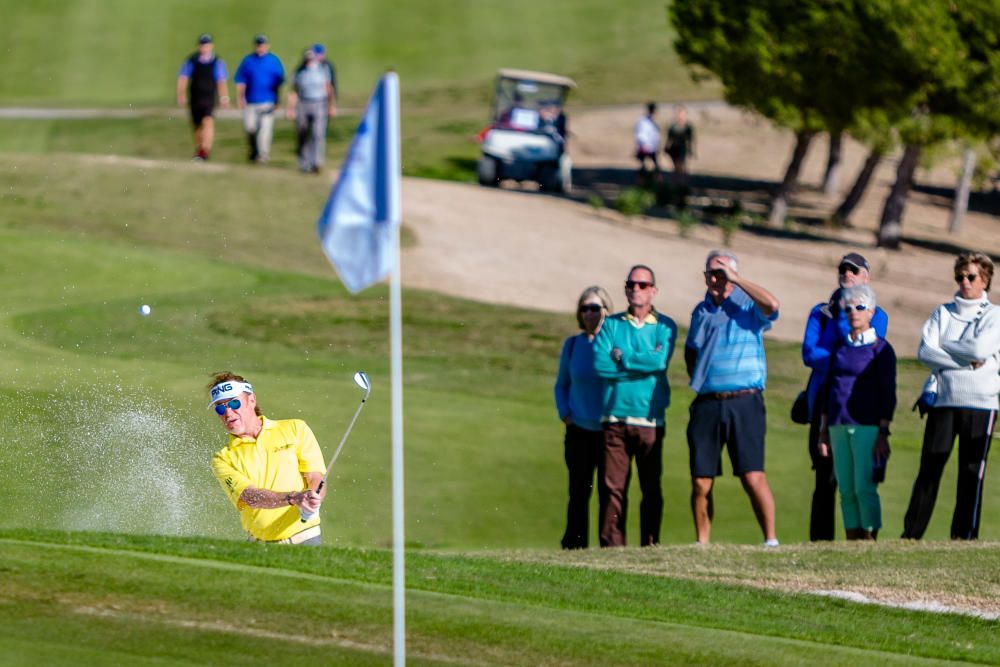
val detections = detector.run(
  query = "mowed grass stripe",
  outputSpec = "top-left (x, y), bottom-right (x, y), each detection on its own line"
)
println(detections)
top-left (0, 537), bottom-right (990, 665)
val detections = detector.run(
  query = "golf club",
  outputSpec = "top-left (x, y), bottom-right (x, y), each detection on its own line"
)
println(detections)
top-left (300, 371), bottom-right (372, 522)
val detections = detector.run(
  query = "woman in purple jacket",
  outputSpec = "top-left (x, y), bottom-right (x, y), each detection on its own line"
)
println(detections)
top-left (818, 285), bottom-right (896, 540)
top-left (554, 286), bottom-right (613, 549)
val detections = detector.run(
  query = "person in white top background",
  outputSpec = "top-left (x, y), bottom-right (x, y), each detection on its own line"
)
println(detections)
top-left (903, 251), bottom-right (1000, 540)
top-left (634, 102), bottom-right (661, 183)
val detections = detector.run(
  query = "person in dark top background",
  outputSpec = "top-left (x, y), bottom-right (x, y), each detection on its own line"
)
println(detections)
top-left (665, 105), bottom-right (694, 187)
top-left (817, 284), bottom-right (896, 541)
top-left (176, 33), bottom-right (229, 161)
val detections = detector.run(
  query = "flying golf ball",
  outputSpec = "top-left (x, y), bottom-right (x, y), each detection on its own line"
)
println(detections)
top-left (139, 304), bottom-right (151, 316)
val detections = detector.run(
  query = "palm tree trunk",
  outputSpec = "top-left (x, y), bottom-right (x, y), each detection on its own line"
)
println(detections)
top-left (948, 148), bottom-right (976, 233)
top-left (768, 130), bottom-right (815, 227)
top-left (877, 144), bottom-right (922, 249)
top-left (832, 148), bottom-right (882, 226)
top-left (822, 132), bottom-right (843, 196)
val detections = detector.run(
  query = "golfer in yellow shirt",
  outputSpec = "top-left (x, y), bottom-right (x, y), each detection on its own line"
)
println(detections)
top-left (209, 371), bottom-right (327, 544)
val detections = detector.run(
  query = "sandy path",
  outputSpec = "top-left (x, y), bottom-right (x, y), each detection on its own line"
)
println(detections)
top-left (402, 104), bottom-right (999, 356)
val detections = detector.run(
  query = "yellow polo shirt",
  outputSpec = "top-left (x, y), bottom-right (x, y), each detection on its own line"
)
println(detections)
top-left (211, 416), bottom-right (326, 541)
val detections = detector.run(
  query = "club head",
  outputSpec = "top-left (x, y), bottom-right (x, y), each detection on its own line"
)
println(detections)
top-left (353, 371), bottom-right (371, 398)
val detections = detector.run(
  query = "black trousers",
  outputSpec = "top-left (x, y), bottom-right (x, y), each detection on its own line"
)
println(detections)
top-left (902, 407), bottom-right (996, 540)
top-left (561, 424), bottom-right (605, 549)
top-left (808, 413), bottom-right (838, 541)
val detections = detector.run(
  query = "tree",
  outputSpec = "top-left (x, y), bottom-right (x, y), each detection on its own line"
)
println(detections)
top-left (669, 0), bottom-right (994, 240)
top-left (876, 0), bottom-right (1000, 248)
top-left (670, 0), bottom-right (919, 226)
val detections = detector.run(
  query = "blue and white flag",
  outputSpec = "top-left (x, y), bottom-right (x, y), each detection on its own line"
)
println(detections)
top-left (318, 72), bottom-right (401, 293)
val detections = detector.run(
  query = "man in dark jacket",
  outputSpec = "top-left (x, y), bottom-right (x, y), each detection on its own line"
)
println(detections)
top-left (176, 33), bottom-right (230, 161)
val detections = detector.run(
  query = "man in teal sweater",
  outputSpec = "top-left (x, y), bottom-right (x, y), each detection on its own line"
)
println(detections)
top-left (593, 264), bottom-right (678, 546)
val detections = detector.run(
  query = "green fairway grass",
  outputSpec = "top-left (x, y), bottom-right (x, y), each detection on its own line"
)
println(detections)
top-left (0, 0), bottom-right (720, 181)
top-left (0, 531), bottom-right (996, 665)
top-left (0, 152), bottom-right (991, 548)
top-left (0, 0), bottom-right (709, 109)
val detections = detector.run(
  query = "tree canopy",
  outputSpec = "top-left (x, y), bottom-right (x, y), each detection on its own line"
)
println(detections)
top-left (669, 0), bottom-right (1000, 243)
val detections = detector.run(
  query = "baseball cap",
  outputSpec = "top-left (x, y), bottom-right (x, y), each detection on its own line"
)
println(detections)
top-left (839, 252), bottom-right (870, 272)
top-left (254, 33), bottom-right (269, 45)
top-left (312, 43), bottom-right (326, 56)
top-left (198, 33), bottom-right (213, 44)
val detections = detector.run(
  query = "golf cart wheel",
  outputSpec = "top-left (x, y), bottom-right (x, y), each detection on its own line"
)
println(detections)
top-left (477, 156), bottom-right (500, 186)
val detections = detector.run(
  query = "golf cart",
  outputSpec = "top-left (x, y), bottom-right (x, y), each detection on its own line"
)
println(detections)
top-left (477, 68), bottom-right (575, 193)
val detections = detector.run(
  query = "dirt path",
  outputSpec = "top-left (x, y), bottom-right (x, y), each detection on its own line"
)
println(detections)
top-left (402, 104), bottom-right (1000, 356)
top-left (7, 104), bottom-right (995, 356)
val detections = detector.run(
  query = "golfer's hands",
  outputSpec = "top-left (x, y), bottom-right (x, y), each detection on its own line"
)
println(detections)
top-left (295, 490), bottom-right (322, 522)
top-left (611, 348), bottom-right (624, 363)
top-left (285, 490), bottom-right (321, 510)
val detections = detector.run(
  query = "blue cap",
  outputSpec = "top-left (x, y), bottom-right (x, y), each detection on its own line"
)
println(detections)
top-left (198, 33), bottom-right (213, 44)
top-left (254, 33), bottom-right (268, 45)
top-left (312, 43), bottom-right (326, 56)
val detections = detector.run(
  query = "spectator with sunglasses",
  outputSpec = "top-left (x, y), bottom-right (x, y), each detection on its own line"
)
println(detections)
top-left (816, 285), bottom-right (896, 540)
top-left (801, 252), bottom-right (888, 540)
top-left (903, 252), bottom-right (1000, 540)
top-left (554, 286), bottom-right (614, 549)
top-left (208, 371), bottom-right (327, 545)
top-left (684, 250), bottom-right (780, 545)
top-left (592, 265), bottom-right (678, 547)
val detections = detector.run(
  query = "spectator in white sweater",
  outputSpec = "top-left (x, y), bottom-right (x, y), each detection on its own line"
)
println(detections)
top-left (903, 252), bottom-right (1000, 540)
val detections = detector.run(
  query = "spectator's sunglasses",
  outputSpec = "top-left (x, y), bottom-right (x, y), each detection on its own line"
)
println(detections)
top-left (579, 304), bottom-right (603, 313)
top-left (213, 399), bottom-right (242, 415)
top-left (846, 304), bottom-right (869, 311)
top-left (955, 272), bottom-right (979, 283)
top-left (838, 264), bottom-right (860, 275)
top-left (625, 280), bottom-right (654, 291)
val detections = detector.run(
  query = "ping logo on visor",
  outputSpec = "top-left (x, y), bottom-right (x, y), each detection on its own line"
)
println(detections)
top-left (208, 380), bottom-right (254, 409)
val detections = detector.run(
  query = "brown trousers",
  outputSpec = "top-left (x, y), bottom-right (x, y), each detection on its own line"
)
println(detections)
top-left (599, 422), bottom-right (664, 546)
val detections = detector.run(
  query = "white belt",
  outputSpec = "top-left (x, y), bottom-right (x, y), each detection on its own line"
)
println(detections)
top-left (252, 524), bottom-right (321, 545)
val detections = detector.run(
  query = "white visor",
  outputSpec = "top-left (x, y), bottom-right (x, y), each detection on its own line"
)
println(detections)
top-left (208, 380), bottom-right (254, 409)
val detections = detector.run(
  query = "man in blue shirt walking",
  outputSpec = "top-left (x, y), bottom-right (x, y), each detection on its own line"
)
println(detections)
top-left (235, 34), bottom-right (285, 163)
top-left (684, 250), bottom-right (780, 545)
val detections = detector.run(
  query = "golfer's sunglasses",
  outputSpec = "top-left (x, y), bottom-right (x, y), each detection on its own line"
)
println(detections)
top-left (214, 398), bottom-right (242, 415)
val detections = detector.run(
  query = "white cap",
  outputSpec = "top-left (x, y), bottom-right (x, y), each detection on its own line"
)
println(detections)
top-left (207, 380), bottom-right (253, 408)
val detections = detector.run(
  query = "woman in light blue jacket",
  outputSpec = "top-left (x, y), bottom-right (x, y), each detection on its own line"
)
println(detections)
top-left (554, 286), bottom-right (613, 549)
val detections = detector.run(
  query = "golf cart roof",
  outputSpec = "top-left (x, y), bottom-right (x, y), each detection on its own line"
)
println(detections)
top-left (497, 68), bottom-right (577, 89)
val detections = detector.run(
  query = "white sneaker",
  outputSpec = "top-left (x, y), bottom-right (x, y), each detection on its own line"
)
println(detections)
top-left (764, 538), bottom-right (780, 548)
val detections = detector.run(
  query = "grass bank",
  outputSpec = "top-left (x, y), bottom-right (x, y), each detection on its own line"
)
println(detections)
top-left (0, 530), bottom-right (996, 665)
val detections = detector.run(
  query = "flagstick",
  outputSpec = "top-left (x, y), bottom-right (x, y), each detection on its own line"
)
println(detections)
top-left (390, 228), bottom-right (405, 666)
top-left (386, 74), bottom-right (406, 667)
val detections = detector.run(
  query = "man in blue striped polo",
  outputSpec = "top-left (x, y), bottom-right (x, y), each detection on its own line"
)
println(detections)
top-left (684, 250), bottom-right (780, 546)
